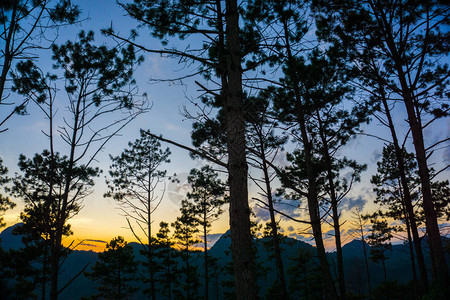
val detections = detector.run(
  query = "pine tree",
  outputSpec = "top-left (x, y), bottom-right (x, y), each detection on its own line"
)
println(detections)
top-left (106, 2), bottom-right (263, 296)
top-left (312, 0), bottom-right (449, 287)
top-left (105, 130), bottom-right (171, 300)
top-left (365, 215), bottom-right (396, 284)
top-left (0, 159), bottom-right (14, 229)
top-left (154, 222), bottom-right (179, 300)
top-left (11, 30), bottom-right (147, 299)
top-left (0, 0), bottom-right (80, 132)
top-left (9, 150), bottom-right (97, 300)
top-left (172, 200), bottom-right (201, 300)
top-left (187, 166), bottom-right (226, 300)
top-left (287, 248), bottom-right (324, 300)
top-left (350, 207), bottom-right (372, 298)
top-left (85, 236), bottom-right (138, 300)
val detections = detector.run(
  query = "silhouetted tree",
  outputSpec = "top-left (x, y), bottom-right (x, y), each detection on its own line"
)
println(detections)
top-left (313, 0), bottom-right (449, 287)
top-left (0, 0), bottom-right (80, 132)
top-left (85, 236), bottom-right (138, 300)
top-left (172, 200), bottom-right (201, 300)
top-left (105, 129), bottom-right (171, 300)
top-left (106, 1), bottom-right (264, 296)
top-left (9, 150), bottom-right (97, 300)
top-left (154, 221), bottom-right (178, 300)
top-left (371, 87), bottom-right (430, 292)
top-left (0, 159), bottom-right (14, 229)
top-left (350, 207), bottom-right (372, 299)
top-left (366, 215), bottom-right (396, 283)
top-left (187, 166), bottom-right (226, 300)
top-left (0, 159), bottom-right (15, 299)
top-left (287, 247), bottom-right (324, 300)
top-left (371, 144), bottom-right (422, 294)
top-left (11, 30), bottom-right (147, 299)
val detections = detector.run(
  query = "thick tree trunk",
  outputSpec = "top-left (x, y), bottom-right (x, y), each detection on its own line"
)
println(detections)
top-left (224, 1), bottom-right (258, 299)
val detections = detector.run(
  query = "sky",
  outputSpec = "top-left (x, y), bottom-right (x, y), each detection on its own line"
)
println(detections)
top-left (1, 0), bottom-right (449, 252)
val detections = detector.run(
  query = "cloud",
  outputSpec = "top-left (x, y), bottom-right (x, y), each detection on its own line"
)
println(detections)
top-left (443, 146), bottom-right (450, 164)
top-left (287, 226), bottom-right (295, 232)
top-left (252, 196), bottom-right (302, 223)
top-left (252, 204), bottom-right (271, 222)
top-left (340, 195), bottom-right (367, 212)
top-left (70, 217), bottom-right (94, 227)
top-left (82, 239), bottom-right (107, 244)
top-left (370, 149), bottom-right (382, 163)
top-left (324, 229), bottom-right (335, 241)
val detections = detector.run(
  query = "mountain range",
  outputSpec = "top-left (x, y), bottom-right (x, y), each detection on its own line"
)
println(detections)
top-left (0, 224), bottom-right (446, 299)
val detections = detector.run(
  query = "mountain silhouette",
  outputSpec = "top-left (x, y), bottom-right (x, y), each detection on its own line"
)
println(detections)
top-left (0, 225), bottom-right (447, 299)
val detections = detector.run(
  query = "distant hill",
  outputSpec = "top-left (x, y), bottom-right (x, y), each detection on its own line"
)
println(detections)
top-left (1, 225), bottom-right (447, 299)
top-left (0, 223), bottom-right (24, 251)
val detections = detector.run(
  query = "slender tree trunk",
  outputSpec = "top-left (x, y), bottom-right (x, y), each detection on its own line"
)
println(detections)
top-left (360, 225), bottom-right (372, 299)
top-left (147, 166), bottom-right (156, 300)
top-left (0, 2), bottom-right (16, 104)
top-left (203, 209), bottom-right (209, 300)
top-left (403, 203), bottom-right (419, 299)
top-left (259, 135), bottom-right (288, 299)
top-left (382, 250), bottom-right (387, 283)
top-left (224, 1), bottom-right (257, 299)
top-left (186, 239), bottom-right (191, 299)
top-left (316, 111), bottom-right (346, 299)
top-left (380, 90), bottom-right (429, 290)
top-left (51, 92), bottom-right (83, 300)
top-left (384, 32), bottom-right (448, 287)
top-left (281, 16), bottom-right (339, 300)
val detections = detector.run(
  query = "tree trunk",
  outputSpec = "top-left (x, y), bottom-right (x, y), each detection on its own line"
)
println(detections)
top-left (204, 209), bottom-right (209, 300)
top-left (380, 90), bottom-right (429, 291)
top-left (260, 144), bottom-right (288, 299)
top-left (281, 15), bottom-right (339, 300)
top-left (224, 1), bottom-right (258, 299)
top-left (147, 167), bottom-right (156, 300)
top-left (186, 239), bottom-right (191, 299)
top-left (383, 28), bottom-right (448, 287)
top-left (0, 2), bottom-right (16, 105)
top-left (360, 224), bottom-right (372, 299)
top-left (316, 111), bottom-right (346, 299)
top-left (403, 203), bottom-right (419, 299)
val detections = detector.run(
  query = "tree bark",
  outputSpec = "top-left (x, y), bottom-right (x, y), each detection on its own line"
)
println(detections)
top-left (224, 1), bottom-right (258, 299)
